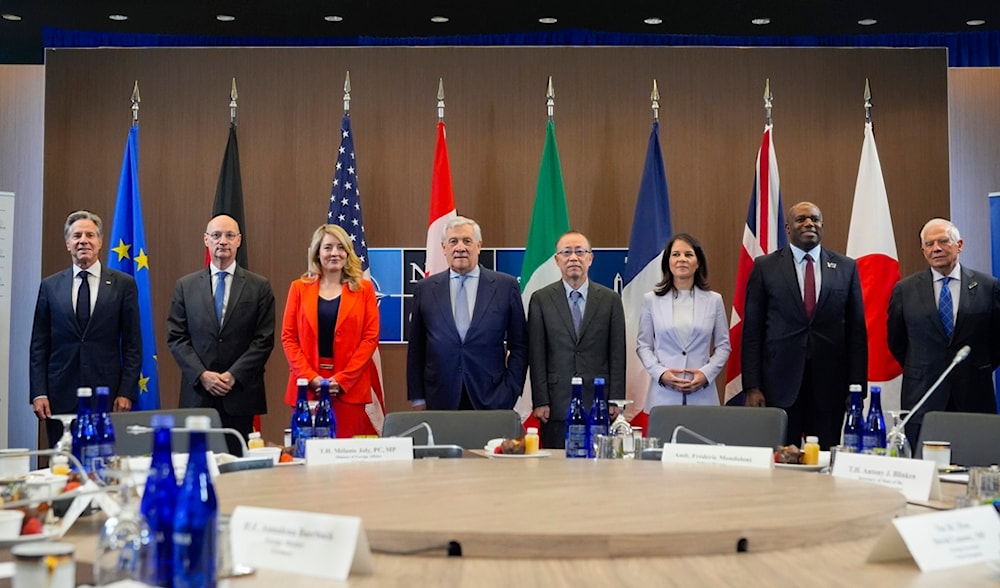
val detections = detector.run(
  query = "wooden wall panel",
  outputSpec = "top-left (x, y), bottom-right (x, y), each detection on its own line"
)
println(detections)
top-left (42, 46), bottom-right (949, 443)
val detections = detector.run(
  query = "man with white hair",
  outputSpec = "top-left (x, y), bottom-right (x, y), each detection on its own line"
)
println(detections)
top-left (887, 218), bottom-right (1000, 443)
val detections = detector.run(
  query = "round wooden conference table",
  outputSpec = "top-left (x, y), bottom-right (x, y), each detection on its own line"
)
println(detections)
top-left (202, 454), bottom-right (998, 587)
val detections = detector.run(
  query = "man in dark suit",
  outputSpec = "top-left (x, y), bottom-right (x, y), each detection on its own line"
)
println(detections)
top-left (742, 202), bottom-right (868, 448)
top-left (407, 216), bottom-right (528, 410)
top-left (527, 231), bottom-right (626, 448)
top-left (30, 210), bottom-right (143, 446)
top-left (167, 214), bottom-right (275, 454)
top-left (888, 218), bottom-right (1000, 444)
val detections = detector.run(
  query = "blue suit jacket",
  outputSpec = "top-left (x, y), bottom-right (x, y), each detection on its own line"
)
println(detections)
top-left (407, 266), bottom-right (528, 410)
top-left (30, 266), bottom-right (142, 413)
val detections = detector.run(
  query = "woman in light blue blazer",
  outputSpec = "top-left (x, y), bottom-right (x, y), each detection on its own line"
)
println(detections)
top-left (637, 234), bottom-right (731, 409)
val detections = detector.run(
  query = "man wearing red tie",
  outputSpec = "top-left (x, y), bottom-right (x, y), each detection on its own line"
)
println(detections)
top-left (741, 202), bottom-right (868, 448)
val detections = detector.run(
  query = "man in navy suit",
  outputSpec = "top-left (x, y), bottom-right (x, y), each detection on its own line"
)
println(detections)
top-left (407, 216), bottom-right (528, 410)
top-left (888, 218), bottom-right (1000, 444)
top-left (30, 210), bottom-right (142, 446)
top-left (167, 214), bottom-right (275, 454)
top-left (741, 202), bottom-right (868, 448)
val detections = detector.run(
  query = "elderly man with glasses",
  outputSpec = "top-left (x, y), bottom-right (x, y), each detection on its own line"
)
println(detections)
top-left (527, 230), bottom-right (626, 449)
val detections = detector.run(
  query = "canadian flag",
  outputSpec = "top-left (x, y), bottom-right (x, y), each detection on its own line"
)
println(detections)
top-left (846, 121), bottom-right (902, 411)
top-left (425, 121), bottom-right (457, 277)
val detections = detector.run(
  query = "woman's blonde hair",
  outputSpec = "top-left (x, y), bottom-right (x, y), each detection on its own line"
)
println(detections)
top-left (302, 224), bottom-right (363, 291)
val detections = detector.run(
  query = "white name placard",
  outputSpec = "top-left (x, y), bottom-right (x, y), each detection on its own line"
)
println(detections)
top-left (230, 506), bottom-right (374, 581)
top-left (306, 437), bottom-right (413, 465)
top-left (868, 505), bottom-right (1000, 571)
top-left (660, 443), bottom-right (774, 469)
top-left (832, 452), bottom-right (942, 501)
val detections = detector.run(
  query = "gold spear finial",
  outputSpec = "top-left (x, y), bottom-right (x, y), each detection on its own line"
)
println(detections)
top-left (651, 80), bottom-right (660, 121)
top-left (546, 76), bottom-right (555, 120)
top-left (229, 78), bottom-right (238, 124)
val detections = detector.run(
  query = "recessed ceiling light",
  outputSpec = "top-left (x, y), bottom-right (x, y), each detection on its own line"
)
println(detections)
top-left (644, 17), bottom-right (663, 26)
top-left (324, 15), bottom-right (344, 23)
top-left (858, 18), bottom-right (877, 26)
top-left (1, 13), bottom-right (22, 21)
top-left (539, 17), bottom-right (558, 25)
top-left (108, 14), bottom-right (128, 21)
top-left (430, 16), bottom-right (449, 23)
top-left (216, 14), bottom-right (236, 22)
top-left (751, 18), bottom-right (771, 26)
top-left (967, 19), bottom-right (986, 27)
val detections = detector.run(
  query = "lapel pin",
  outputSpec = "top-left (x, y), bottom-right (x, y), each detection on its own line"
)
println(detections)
top-left (969, 281), bottom-right (978, 290)
top-left (105, 280), bottom-right (112, 285)
top-left (826, 261), bottom-right (837, 269)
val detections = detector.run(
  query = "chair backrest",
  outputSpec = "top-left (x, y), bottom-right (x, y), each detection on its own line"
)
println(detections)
top-left (646, 405), bottom-right (788, 448)
top-left (110, 408), bottom-right (231, 456)
top-left (915, 411), bottom-right (1000, 466)
top-left (381, 410), bottom-right (523, 449)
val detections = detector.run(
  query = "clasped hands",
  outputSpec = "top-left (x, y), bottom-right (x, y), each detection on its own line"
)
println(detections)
top-left (200, 370), bottom-right (236, 397)
top-left (309, 376), bottom-right (341, 395)
top-left (658, 368), bottom-right (708, 393)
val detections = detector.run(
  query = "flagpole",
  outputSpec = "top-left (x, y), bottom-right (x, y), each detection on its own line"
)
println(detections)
top-left (229, 77), bottom-right (238, 125)
top-left (131, 80), bottom-right (140, 128)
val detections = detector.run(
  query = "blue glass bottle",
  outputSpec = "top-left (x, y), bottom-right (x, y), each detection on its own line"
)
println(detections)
top-left (313, 379), bottom-right (334, 439)
top-left (842, 384), bottom-right (864, 452)
top-left (73, 387), bottom-right (99, 474)
top-left (94, 386), bottom-right (116, 476)
top-left (290, 378), bottom-right (313, 458)
top-left (140, 414), bottom-right (177, 588)
top-left (173, 415), bottom-right (217, 588)
top-left (588, 377), bottom-right (610, 458)
top-left (565, 377), bottom-right (590, 458)
top-left (861, 385), bottom-right (887, 453)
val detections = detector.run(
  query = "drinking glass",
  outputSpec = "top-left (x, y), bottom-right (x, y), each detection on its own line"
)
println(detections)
top-left (93, 468), bottom-right (154, 585)
top-left (885, 411), bottom-right (911, 458)
top-left (607, 399), bottom-right (635, 458)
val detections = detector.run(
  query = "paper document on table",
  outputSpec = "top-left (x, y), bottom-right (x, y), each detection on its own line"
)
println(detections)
top-left (868, 505), bottom-right (1000, 571)
top-left (230, 505), bottom-right (374, 580)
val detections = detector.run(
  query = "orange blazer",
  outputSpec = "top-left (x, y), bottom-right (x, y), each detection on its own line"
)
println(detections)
top-left (281, 277), bottom-right (379, 406)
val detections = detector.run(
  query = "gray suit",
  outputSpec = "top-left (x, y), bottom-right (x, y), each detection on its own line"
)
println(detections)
top-left (528, 280), bottom-right (626, 448)
top-left (887, 266), bottom-right (1000, 442)
top-left (167, 266), bottom-right (275, 427)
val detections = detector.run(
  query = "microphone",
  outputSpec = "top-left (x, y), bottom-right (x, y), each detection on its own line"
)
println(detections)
top-left (895, 344), bottom-right (971, 433)
top-left (392, 421), bottom-right (435, 446)
top-left (127, 424), bottom-right (250, 457)
top-left (670, 425), bottom-right (724, 446)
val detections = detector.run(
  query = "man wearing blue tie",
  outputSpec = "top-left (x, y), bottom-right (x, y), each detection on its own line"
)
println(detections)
top-left (30, 210), bottom-right (142, 446)
top-left (167, 214), bottom-right (275, 453)
top-left (888, 218), bottom-right (1000, 443)
top-left (407, 216), bottom-right (528, 410)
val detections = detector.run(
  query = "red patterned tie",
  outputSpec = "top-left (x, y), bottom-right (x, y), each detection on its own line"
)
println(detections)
top-left (803, 254), bottom-right (816, 318)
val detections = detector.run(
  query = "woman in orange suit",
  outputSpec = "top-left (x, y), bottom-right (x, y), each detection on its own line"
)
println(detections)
top-left (282, 224), bottom-right (379, 437)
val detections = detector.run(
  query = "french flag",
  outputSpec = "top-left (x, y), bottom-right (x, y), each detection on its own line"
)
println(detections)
top-left (724, 125), bottom-right (786, 404)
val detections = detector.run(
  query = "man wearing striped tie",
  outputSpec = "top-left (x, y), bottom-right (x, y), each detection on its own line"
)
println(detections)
top-left (888, 218), bottom-right (1000, 444)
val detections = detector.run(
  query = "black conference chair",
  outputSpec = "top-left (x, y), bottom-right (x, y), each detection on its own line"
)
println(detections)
top-left (110, 408), bottom-right (233, 457)
top-left (382, 410), bottom-right (523, 450)
top-left (914, 411), bottom-right (1000, 467)
top-left (646, 405), bottom-right (788, 448)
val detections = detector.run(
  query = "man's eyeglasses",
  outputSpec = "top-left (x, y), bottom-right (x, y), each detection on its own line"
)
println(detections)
top-left (206, 231), bottom-right (240, 242)
top-left (556, 248), bottom-right (591, 258)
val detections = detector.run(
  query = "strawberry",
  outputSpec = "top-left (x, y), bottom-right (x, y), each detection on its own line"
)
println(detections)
top-left (21, 517), bottom-right (43, 535)
top-left (493, 445), bottom-right (503, 454)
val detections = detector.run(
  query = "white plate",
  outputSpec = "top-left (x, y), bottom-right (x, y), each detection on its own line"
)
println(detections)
top-left (0, 531), bottom-right (56, 547)
top-left (774, 451), bottom-right (830, 472)
top-left (275, 458), bottom-right (305, 467)
top-left (487, 451), bottom-right (552, 459)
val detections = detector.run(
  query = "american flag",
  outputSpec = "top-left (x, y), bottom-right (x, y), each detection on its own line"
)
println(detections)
top-left (724, 125), bottom-right (786, 403)
top-left (327, 112), bottom-right (386, 433)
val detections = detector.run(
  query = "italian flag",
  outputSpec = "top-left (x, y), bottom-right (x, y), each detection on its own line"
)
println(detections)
top-left (514, 118), bottom-right (570, 424)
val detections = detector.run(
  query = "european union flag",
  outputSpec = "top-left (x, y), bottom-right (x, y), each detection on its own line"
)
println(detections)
top-left (107, 126), bottom-right (160, 410)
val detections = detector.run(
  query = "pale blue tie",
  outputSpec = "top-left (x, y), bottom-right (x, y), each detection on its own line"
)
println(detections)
top-left (455, 275), bottom-right (470, 341)
top-left (938, 276), bottom-right (953, 338)
top-left (570, 290), bottom-right (583, 336)
top-left (215, 272), bottom-right (228, 326)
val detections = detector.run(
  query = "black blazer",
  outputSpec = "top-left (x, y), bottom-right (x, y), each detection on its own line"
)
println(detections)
top-left (30, 266), bottom-right (142, 413)
top-left (887, 266), bottom-right (1000, 422)
top-left (741, 246), bottom-right (868, 409)
top-left (527, 280), bottom-right (626, 419)
top-left (166, 266), bottom-right (276, 416)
